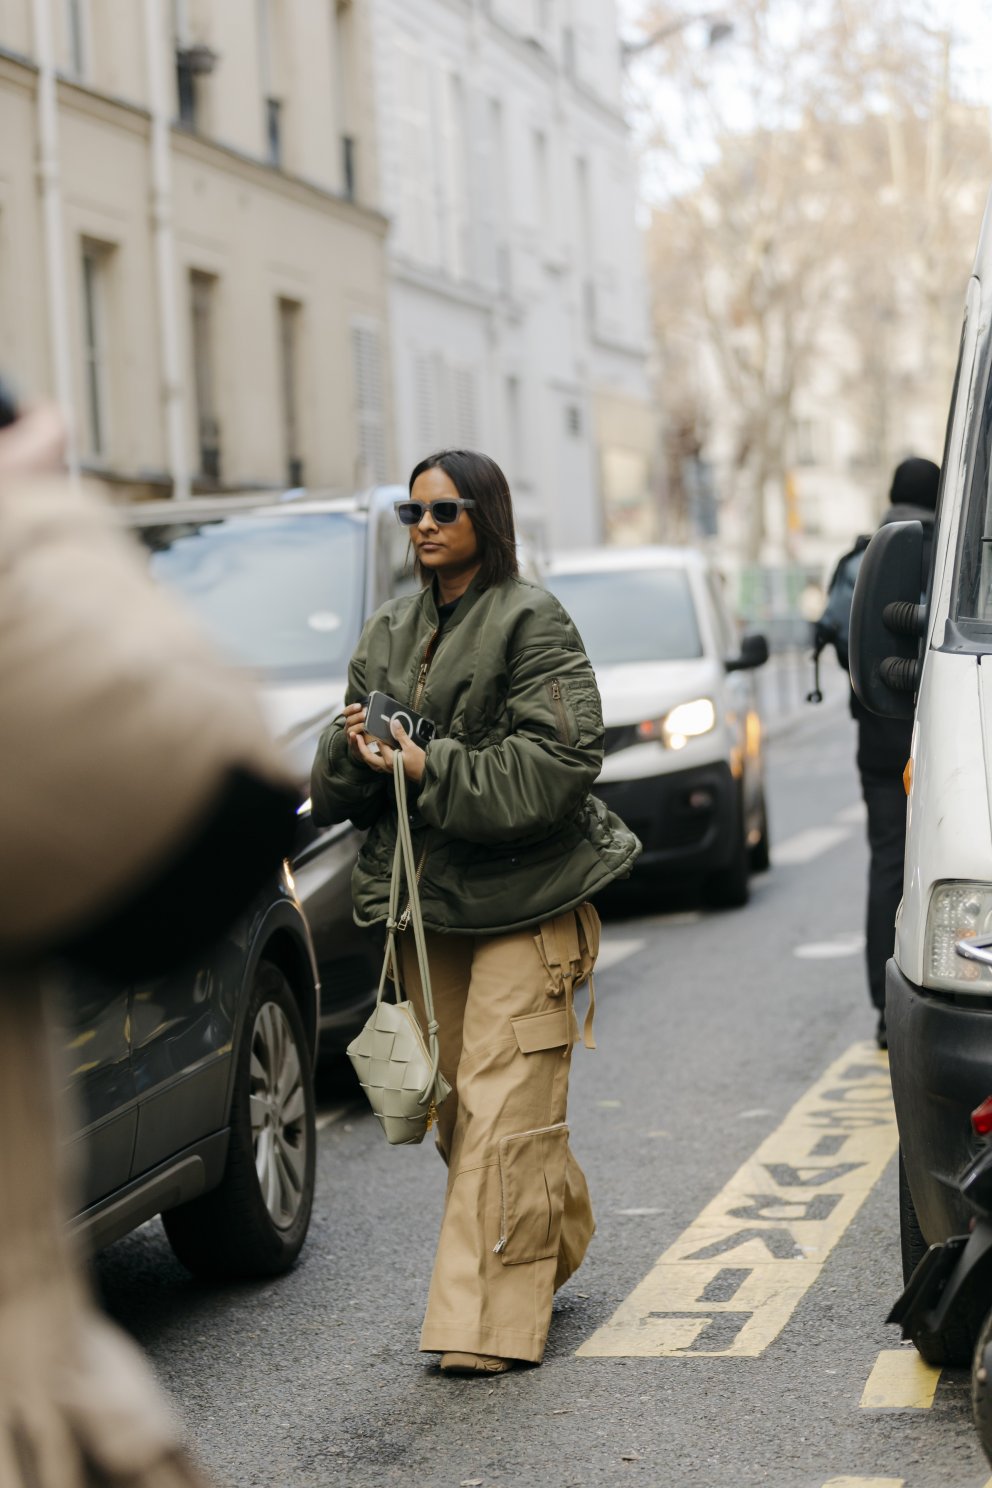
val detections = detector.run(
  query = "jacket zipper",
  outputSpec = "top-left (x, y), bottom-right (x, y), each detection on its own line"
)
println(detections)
top-left (398, 628), bottom-right (439, 930)
top-left (493, 1121), bottom-right (568, 1254)
top-left (548, 678), bottom-right (569, 744)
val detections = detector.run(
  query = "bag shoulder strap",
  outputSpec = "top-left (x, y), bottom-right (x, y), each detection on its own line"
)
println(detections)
top-left (375, 752), bottom-right (441, 1106)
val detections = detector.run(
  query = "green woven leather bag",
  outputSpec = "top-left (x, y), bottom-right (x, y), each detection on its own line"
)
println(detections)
top-left (346, 751), bottom-right (451, 1145)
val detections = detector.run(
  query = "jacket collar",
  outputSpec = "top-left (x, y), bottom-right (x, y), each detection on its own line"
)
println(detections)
top-left (420, 573), bottom-right (488, 632)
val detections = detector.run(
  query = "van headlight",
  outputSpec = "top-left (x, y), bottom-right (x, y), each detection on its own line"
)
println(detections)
top-left (636, 698), bottom-right (716, 751)
top-left (924, 881), bottom-right (992, 991)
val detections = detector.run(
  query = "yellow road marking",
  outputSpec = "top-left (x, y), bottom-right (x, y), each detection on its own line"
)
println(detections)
top-left (859, 1349), bottom-right (941, 1409)
top-left (821, 1479), bottom-right (905, 1487)
top-left (578, 1042), bottom-right (896, 1358)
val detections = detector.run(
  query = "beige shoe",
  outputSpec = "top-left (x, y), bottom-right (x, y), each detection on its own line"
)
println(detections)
top-left (439, 1351), bottom-right (512, 1375)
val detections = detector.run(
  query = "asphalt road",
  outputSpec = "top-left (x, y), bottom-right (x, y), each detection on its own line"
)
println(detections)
top-left (94, 699), bottom-right (991, 1488)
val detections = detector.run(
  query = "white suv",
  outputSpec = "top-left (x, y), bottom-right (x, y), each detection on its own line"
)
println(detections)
top-left (544, 547), bottom-right (770, 907)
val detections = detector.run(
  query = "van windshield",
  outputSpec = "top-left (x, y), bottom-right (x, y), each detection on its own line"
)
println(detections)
top-left (135, 511), bottom-right (366, 678)
top-left (954, 348), bottom-right (992, 638)
top-left (545, 568), bottom-right (703, 666)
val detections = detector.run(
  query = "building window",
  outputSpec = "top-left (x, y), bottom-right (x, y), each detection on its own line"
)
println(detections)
top-left (66, 0), bottom-right (88, 77)
top-left (440, 71), bottom-right (469, 278)
top-left (175, 42), bottom-right (217, 131)
top-left (532, 129), bottom-right (550, 237)
top-left (393, 33), bottom-right (438, 266)
top-left (278, 298), bottom-right (303, 487)
top-left (336, 0), bottom-right (359, 200)
top-left (506, 374), bottom-right (523, 481)
top-left (80, 243), bottom-right (110, 460)
top-left (190, 270), bottom-right (221, 481)
top-left (414, 352), bottom-right (442, 454)
top-left (266, 97), bottom-right (282, 166)
top-left (452, 367), bottom-right (477, 447)
top-left (562, 24), bottom-right (575, 74)
top-left (351, 321), bottom-right (387, 484)
top-left (342, 134), bottom-right (357, 200)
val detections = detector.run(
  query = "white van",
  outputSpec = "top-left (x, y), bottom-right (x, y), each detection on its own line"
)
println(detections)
top-left (851, 189), bottom-right (992, 1348)
top-left (544, 547), bottom-right (769, 908)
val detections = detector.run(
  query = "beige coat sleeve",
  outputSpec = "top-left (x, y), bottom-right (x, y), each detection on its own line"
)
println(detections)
top-left (0, 475), bottom-right (292, 956)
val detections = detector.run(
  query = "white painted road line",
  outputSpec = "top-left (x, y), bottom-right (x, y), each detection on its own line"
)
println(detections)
top-left (837, 802), bottom-right (868, 825)
top-left (773, 825), bottom-right (852, 866)
top-left (794, 934), bottom-right (866, 961)
top-left (316, 1106), bottom-right (350, 1131)
top-left (578, 1041), bottom-right (896, 1358)
top-left (596, 937), bottom-right (647, 973)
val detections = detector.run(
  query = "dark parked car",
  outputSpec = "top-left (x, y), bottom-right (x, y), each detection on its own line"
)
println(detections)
top-left (65, 863), bottom-right (319, 1277)
top-left (123, 487), bottom-right (421, 1050)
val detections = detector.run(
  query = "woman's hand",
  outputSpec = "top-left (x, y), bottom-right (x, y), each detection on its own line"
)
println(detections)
top-left (344, 706), bottom-right (427, 783)
top-left (343, 702), bottom-right (370, 763)
top-left (387, 718), bottom-right (427, 783)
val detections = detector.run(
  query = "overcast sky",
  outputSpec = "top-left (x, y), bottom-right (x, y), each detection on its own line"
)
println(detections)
top-left (615, 0), bottom-right (992, 106)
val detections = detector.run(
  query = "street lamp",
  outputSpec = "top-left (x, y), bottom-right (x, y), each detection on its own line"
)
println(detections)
top-left (620, 11), bottom-right (733, 59)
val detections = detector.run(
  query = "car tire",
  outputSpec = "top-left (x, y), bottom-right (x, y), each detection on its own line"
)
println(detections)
top-left (162, 960), bottom-right (316, 1280)
top-left (703, 792), bottom-right (750, 909)
top-left (899, 1148), bottom-right (975, 1366)
top-left (899, 1147), bottom-right (929, 1285)
top-left (749, 789), bottom-right (771, 874)
top-left (973, 1307), bottom-right (992, 1466)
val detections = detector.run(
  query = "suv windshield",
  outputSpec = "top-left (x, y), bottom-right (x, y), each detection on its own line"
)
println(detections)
top-left (136, 511), bottom-right (365, 677)
top-left (546, 568), bottom-right (703, 666)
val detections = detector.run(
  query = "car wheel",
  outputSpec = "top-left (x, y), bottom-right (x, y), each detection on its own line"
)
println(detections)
top-left (162, 960), bottom-right (316, 1280)
top-left (899, 1147), bottom-right (929, 1284)
top-left (973, 1307), bottom-right (992, 1466)
top-left (702, 792), bottom-right (750, 909)
top-left (899, 1148), bottom-right (975, 1365)
top-left (749, 789), bottom-right (771, 874)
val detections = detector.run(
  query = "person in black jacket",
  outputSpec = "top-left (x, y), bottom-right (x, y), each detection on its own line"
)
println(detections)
top-left (851, 456), bottom-right (939, 1049)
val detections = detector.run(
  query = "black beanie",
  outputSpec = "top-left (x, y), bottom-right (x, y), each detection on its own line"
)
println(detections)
top-left (889, 456), bottom-right (940, 512)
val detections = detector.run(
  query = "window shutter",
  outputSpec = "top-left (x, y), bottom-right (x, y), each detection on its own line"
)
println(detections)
top-left (351, 321), bottom-right (387, 484)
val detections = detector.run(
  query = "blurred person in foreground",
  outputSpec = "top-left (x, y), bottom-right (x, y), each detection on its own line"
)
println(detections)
top-left (817, 455), bottom-right (940, 1050)
top-left (311, 449), bottom-right (640, 1375)
top-left (0, 401), bottom-right (297, 1485)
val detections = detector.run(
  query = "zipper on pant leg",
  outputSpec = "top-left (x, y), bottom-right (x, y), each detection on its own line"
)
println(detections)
top-left (493, 1121), bottom-right (568, 1255)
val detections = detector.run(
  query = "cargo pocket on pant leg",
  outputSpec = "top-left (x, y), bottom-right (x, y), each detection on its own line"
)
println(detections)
top-left (493, 1122), bottom-right (570, 1265)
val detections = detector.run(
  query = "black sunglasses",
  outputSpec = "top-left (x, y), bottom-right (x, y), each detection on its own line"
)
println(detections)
top-left (395, 497), bottom-right (476, 527)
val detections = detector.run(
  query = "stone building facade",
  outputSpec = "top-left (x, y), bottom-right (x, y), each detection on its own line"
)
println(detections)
top-left (369, 0), bottom-right (657, 548)
top-left (0, 0), bottom-right (392, 499)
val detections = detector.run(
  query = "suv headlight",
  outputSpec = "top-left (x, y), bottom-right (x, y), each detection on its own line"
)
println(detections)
top-left (636, 697), bottom-right (716, 751)
top-left (924, 881), bottom-right (992, 991)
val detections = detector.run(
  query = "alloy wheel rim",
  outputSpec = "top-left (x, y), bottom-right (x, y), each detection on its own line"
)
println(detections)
top-left (249, 1001), bottom-right (308, 1230)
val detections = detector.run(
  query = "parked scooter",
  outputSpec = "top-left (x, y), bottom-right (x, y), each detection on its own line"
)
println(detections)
top-left (889, 1094), bottom-right (992, 1465)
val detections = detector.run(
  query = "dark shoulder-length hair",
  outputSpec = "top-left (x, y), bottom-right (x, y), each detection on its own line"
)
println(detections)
top-left (408, 448), bottom-right (519, 591)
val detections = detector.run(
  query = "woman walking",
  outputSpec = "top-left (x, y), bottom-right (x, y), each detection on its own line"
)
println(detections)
top-left (311, 449), bottom-right (639, 1374)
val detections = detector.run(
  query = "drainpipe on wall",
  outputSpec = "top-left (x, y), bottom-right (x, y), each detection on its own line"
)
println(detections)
top-left (144, 0), bottom-right (190, 499)
top-left (31, 0), bottom-right (79, 477)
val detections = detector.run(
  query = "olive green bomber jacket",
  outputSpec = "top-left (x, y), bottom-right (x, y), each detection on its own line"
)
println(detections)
top-left (310, 576), bottom-right (641, 934)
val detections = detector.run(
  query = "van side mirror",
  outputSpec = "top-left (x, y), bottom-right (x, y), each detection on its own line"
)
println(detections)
top-left (849, 521), bottom-right (927, 720)
top-left (726, 632), bottom-right (769, 672)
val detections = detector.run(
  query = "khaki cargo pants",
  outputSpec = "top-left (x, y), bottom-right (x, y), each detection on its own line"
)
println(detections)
top-left (397, 903), bottom-right (600, 1365)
